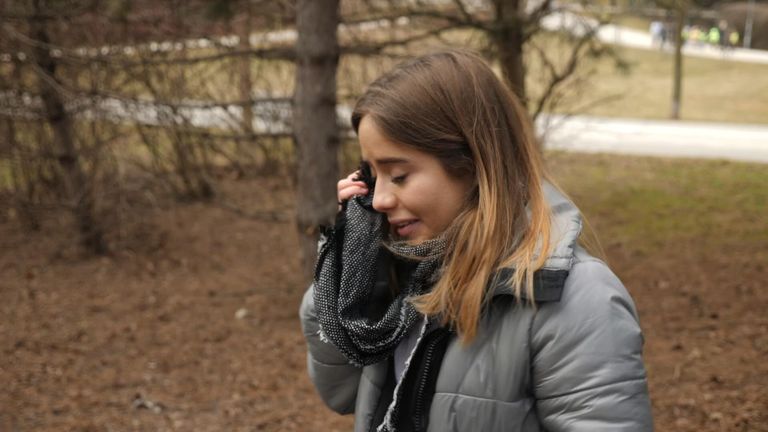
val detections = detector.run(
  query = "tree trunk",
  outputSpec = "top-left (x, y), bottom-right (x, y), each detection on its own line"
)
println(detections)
top-left (294, 0), bottom-right (340, 283)
top-left (30, 3), bottom-right (108, 254)
top-left (494, 0), bottom-right (527, 105)
top-left (670, 5), bottom-right (686, 120)
top-left (238, 0), bottom-right (254, 175)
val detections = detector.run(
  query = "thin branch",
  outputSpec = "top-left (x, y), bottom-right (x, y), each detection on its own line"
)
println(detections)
top-left (523, 0), bottom-right (556, 41)
top-left (342, 22), bottom-right (460, 56)
top-left (529, 28), bottom-right (599, 121)
top-left (449, 0), bottom-right (478, 27)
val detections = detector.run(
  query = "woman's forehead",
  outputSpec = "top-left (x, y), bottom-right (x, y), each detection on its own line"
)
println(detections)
top-left (358, 117), bottom-right (414, 162)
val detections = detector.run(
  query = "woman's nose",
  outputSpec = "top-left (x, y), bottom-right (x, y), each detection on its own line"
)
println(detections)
top-left (372, 185), bottom-right (396, 213)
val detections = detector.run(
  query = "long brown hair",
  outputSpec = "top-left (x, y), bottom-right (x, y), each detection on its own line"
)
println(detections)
top-left (351, 50), bottom-right (551, 343)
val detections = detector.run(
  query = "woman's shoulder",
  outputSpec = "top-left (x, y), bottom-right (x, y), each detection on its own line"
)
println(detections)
top-left (528, 247), bottom-right (652, 430)
top-left (530, 245), bottom-right (644, 348)
top-left (560, 245), bottom-right (638, 313)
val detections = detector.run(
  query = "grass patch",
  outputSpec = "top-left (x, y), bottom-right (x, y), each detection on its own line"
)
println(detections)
top-left (561, 41), bottom-right (768, 124)
top-left (546, 152), bottom-right (768, 257)
top-left (523, 28), bottom-right (768, 124)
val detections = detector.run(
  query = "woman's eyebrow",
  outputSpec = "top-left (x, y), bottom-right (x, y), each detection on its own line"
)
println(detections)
top-left (372, 157), bottom-right (409, 166)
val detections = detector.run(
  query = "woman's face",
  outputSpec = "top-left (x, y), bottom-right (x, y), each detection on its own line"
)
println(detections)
top-left (358, 116), bottom-right (473, 243)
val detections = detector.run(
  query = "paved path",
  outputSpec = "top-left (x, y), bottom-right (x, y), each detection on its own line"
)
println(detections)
top-left (541, 10), bottom-right (768, 64)
top-left (4, 90), bottom-right (766, 163)
top-left (538, 114), bottom-right (768, 163)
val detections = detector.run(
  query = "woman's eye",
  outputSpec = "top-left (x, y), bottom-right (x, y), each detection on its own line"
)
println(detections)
top-left (391, 174), bottom-right (408, 184)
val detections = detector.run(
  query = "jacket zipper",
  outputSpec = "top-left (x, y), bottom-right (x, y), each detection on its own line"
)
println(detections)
top-left (382, 326), bottom-right (450, 432)
top-left (411, 329), bottom-right (449, 432)
top-left (378, 319), bottom-right (429, 432)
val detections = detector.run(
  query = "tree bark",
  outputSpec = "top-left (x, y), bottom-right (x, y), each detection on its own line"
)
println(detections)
top-left (670, 4), bottom-right (686, 120)
top-left (493, 0), bottom-right (527, 105)
top-left (238, 1), bottom-right (254, 138)
top-left (30, 2), bottom-right (108, 254)
top-left (294, 0), bottom-right (340, 283)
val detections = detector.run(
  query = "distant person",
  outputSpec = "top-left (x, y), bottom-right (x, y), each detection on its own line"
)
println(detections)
top-left (650, 20), bottom-right (663, 47)
top-left (660, 21), bottom-right (669, 48)
top-left (718, 20), bottom-right (729, 50)
top-left (729, 30), bottom-right (740, 48)
top-left (689, 25), bottom-right (702, 46)
top-left (708, 25), bottom-right (721, 47)
top-left (699, 27), bottom-right (709, 45)
top-left (301, 50), bottom-right (654, 432)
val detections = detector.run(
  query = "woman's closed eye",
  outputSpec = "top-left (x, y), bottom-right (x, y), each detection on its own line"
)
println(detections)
top-left (391, 174), bottom-right (408, 184)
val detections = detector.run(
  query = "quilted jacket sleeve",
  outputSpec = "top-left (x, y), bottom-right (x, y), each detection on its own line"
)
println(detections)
top-left (530, 259), bottom-right (654, 431)
top-left (299, 285), bottom-right (361, 414)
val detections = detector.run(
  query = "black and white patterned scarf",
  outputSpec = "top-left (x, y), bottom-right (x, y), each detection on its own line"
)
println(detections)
top-left (313, 190), bottom-right (446, 367)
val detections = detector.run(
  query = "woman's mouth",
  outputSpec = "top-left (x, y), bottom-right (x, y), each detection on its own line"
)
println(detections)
top-left (392, 220), bottom-right (420, 238)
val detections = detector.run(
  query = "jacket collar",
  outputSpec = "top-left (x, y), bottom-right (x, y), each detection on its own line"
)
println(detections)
top-left (489, 182), bottom-right (583, 303)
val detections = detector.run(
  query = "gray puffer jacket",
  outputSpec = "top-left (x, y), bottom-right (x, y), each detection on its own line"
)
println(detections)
top-left (299, 184), bottom-right (653, 431)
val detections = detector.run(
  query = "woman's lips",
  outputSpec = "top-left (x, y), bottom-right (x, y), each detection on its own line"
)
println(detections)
top-left (393, 220), bottom-right (420, 238)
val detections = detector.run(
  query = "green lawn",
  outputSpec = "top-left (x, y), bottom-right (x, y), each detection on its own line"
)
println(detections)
top-left (546, 152), bottom-right (768, 257)
top-left (573, 44), bottom-right (768, 124)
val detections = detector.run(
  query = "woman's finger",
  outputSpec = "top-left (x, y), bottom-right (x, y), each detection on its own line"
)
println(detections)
top-left (338, 185), bottom-right (368, 202)
top-left (337, 171), bottom-right (369, 207)
top-left (337, 178), bottom-right (367, 188)
top-left (337, 173), bottom-right (367, 192)
top-left (336, 180), bottom-right (368, 196)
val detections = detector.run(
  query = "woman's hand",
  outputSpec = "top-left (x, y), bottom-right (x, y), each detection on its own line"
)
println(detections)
top-left (337, 171), bottom-right (369, 209)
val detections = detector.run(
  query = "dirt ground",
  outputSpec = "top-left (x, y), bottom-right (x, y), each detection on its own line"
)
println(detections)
top-left (1, 173), bottom-right (766, 432)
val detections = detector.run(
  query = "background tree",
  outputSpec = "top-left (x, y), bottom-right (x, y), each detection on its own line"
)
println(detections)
top-left (293, 0), bottom-right (341, 282)
top-left (341, 0), bottom-right (618, 121)
top-left (664, 0), bottom-right (691, 120)
top-left (1, 0), bottom-right (113, 253)
top-left (0, 0), bottom-right (296, 254)
top-left (652, 0), bottom-right (712, 119)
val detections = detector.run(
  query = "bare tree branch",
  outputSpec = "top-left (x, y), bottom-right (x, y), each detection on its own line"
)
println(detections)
top-left (529, 26), bottom-right (599, 121)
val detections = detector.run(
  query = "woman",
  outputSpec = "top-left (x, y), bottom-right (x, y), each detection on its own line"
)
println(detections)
top-left (300, 50), bottom-right (653, 432)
